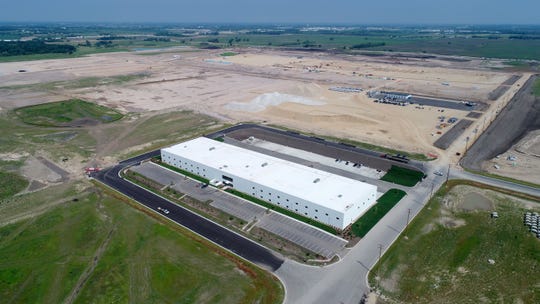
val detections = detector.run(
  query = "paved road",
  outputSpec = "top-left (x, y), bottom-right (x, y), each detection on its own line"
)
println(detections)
top-left (450, 168), bottom-right (540, 198)
top-left (462, 74), bottom-right (540, 171)
top-left (94, 157), bottom-right (284, 272)
top-left (274, 162), bottom-right (443, 304)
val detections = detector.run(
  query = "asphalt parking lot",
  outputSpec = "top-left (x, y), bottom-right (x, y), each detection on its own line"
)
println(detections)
top-left (433, 119), bottom-right (474, 150)
top-left (129, 162), bottom-right (347, 258)
top-left (257, 212), bottom-right (347, 258)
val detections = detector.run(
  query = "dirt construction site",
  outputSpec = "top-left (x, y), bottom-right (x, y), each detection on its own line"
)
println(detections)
top-left (0, 47), bottom-right (536, 177)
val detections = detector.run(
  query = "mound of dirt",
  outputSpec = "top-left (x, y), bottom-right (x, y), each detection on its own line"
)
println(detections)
top-left (225, 92), bottom-right (325, 112)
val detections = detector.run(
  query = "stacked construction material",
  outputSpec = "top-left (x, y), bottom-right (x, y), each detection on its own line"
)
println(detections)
top-left (524, 212), bottom-right (540, 239)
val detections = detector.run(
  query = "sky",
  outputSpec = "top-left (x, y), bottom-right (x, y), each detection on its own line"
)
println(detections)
top-left (1, 0), bottom-right (539, 24)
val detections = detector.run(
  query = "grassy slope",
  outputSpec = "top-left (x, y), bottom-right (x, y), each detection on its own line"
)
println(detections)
top-left (0, 186), bottom-right (281, 304)
top-left (15, 99), bottom-right (123, 127)
top-left (0, 171), bottom-right (28, 199)
top-left (351, 189), bottom-right (407, 237)
top-left (370, 181), bottom-right (540, 303)
top-left (381, 165), bottom-right (424, 187)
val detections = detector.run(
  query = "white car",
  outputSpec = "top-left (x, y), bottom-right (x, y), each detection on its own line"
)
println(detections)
top-left (157, 206), bottom-right (170, 214)
top-left (434, 171), bottom-right (444, 176)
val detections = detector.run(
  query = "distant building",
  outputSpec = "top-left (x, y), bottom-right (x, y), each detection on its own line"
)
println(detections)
top-left (161, 137), bottom-right (378, 230)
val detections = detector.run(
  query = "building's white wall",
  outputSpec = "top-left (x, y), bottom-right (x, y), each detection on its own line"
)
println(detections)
top-left (161, 149), bottom-right (377, 230)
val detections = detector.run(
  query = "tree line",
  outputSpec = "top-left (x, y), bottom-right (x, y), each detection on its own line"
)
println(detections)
top-left (0, 40), bottom-right (76, 56)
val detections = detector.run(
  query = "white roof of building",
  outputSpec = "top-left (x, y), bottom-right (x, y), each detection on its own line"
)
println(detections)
top-left (163, 137), bottom-right (377, 213)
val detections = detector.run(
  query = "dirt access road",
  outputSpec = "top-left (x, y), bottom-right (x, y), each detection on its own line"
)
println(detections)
top-left (462, 74), bottom-right (540, 171)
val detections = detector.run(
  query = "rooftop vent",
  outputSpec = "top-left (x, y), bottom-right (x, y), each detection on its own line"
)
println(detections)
top-left (261, 162), bottom-right (268, 167)
top-left (209, 147), bottom-right (215, 151)
top-left (338, 194), bottom-right (343, 198)
top-left (313, 178), bottom-right (320, 183)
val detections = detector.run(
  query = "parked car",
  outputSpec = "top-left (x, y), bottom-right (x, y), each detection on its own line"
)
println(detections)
top-left (157, 206), bottom-right (170, 214)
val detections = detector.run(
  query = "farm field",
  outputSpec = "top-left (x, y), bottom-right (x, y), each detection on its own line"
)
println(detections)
top-left (370, 181), bottom-right (540, 303)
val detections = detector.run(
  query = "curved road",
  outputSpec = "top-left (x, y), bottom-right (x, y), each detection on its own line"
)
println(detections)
top-left (95, 151), bottom-right (284, 272)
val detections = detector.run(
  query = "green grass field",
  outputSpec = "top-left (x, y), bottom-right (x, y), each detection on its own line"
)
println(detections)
top-left (0, 171), bottom-right (28, 200)
top-left (370, 181), bottom-right (540, 303)
top-left (15, 99), bottom-right (123, 127)
top-left (351, 189), bottom-right (406, 237)
top-left (381, 166), bottom-right (425, 187)
top-left (0, 185), bottom-right (282, 303)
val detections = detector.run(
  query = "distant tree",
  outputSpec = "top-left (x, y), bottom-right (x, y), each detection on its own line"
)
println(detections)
top-left (0, 41), bottom-right (76, 56)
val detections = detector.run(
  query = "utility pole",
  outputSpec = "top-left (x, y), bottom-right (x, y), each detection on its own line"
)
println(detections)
top-left (430, 182), bottom-right (435, 199)
top-left (406, 208), bottom-right (411, 227)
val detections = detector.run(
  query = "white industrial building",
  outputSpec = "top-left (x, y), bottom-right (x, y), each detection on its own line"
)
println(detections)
top-left (161, 137), bottom-right (378, 230)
